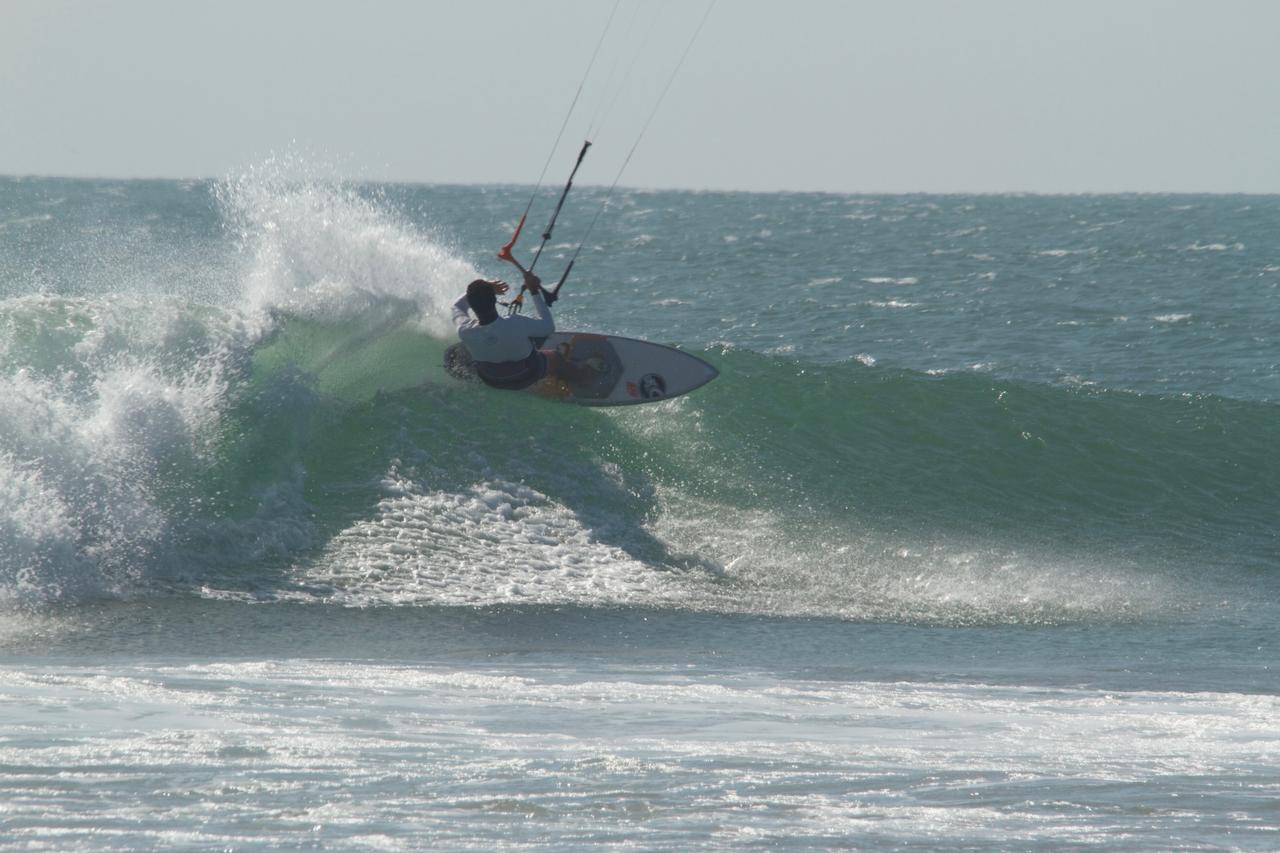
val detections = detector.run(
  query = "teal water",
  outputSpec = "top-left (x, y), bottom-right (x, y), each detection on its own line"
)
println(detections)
top-left (1, 172), bottom-right (1278, 849)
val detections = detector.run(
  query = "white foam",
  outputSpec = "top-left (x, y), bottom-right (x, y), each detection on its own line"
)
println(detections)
top-left (3, 659), bottom-right (1274, 847)
top-left (1184, 242), bottom-right (1244, 252)
top-left (944, 226), bottom-right (986, 239)
top-left (266, 469), bottom-right (691, 608)
top-left (0, 295), bottom-right (255, 603)
top-left (1035, 248), bottom-right (1096, 258)
top-left (1, 156), bottom-right (485, 606)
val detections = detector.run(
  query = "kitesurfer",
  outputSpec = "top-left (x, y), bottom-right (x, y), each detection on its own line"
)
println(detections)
top-left (451, 270), bottom-right (554, 390)
top-left (451, 269), bottom-right (607, 392)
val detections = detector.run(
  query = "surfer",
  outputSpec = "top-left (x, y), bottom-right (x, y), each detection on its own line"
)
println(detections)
top-left (451, 270), bottom-right (555, 390)
top-left (451, 271), bottom-right (608, 392)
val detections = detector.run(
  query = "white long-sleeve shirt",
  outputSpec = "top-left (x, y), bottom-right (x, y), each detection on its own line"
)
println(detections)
top-left (452, 290), bottom-right (555, 364)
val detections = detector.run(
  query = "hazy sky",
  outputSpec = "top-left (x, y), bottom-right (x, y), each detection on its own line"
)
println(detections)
top-left (3, 0), bottom-right (1279, 193)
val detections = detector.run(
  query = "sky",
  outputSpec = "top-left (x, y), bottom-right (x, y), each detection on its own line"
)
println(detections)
top-left (2, 0), bottom-right (1279, 194)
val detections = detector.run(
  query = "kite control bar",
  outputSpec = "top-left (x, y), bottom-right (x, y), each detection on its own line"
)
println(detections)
top-left (498, 140), bottom-right (591, 313)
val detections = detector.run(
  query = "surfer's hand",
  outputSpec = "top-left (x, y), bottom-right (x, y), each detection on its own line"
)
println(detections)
top-left (522, 271), bottom-right (542, 293)
top-left (489, 280), bottom-right (510, 295)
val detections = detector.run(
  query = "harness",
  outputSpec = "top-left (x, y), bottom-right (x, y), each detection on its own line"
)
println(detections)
top-left (473, 350), bottom-right (547, 391)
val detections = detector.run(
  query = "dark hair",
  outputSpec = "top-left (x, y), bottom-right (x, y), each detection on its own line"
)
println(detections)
top-left (466, 280), bottom-right (497, 314)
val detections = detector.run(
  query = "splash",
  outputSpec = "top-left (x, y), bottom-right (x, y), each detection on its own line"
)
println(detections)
top-left (215, 155), bottom-right (477, 336)
top-left (0, 295), bottom-right (249, 603)
top-left (0, 162), bottom-right (485, 605)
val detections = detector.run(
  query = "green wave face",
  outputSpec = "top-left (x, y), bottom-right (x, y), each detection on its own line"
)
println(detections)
top-left (9, 286), bottom-right (1272, 625)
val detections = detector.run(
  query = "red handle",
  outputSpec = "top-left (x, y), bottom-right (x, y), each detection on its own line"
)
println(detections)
top-left (497, 213), bottom-right (527, 267)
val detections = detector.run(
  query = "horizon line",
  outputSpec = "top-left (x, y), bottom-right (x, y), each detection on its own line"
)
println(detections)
top-left (2, 170), bottom-right (1278, 198)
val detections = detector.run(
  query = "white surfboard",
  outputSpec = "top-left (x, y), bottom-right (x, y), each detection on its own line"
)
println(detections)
top-left (444, 332), bottom-right (717, 406)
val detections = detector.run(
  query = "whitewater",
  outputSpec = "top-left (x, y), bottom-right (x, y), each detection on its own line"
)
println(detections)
top-left (1, 170), bottom-right (1278, 849)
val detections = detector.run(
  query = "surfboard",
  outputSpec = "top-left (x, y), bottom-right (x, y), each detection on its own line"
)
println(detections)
top-left (444, 332), bottom-right (717, 406)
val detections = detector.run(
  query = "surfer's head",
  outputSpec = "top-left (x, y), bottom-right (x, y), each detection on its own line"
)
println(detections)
top-left (466, 279), bottom-right (499, 323)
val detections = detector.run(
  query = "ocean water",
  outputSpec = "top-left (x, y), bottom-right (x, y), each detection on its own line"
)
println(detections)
top-left (1, 170), bottom-right (1277, 849)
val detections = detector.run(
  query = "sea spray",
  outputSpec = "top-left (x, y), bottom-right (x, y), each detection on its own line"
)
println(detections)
top-left (0, 295), bottom-right (247, 602)
top-left (0, 166), bottom-right (485, 604)
top-left (214, 157), bottom-right (478, 333)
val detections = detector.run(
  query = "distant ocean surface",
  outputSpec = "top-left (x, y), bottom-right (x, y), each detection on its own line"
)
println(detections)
top-left (1, 171), bottom-right (1277, 849)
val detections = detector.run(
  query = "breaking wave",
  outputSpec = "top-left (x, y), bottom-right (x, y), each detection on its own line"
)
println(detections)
top-left (1, 172), bottom-right (1276, 625)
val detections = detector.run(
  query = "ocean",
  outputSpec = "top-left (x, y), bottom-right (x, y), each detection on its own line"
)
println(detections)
top-left (1, 169), bottom-right (1277, 849)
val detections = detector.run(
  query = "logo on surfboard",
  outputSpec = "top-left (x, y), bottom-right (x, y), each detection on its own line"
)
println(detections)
top-left (628, 373), bottom-right (667, 399)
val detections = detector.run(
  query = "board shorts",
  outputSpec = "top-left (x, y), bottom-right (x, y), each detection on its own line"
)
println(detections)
top-left (473, 350), bottom-right (548, 391)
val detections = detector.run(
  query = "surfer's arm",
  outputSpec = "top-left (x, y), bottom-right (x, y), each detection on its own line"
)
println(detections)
top-left (451, 295), bottom-right (472, 329)
top-left (524, 289), bottom-right (555, 336)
